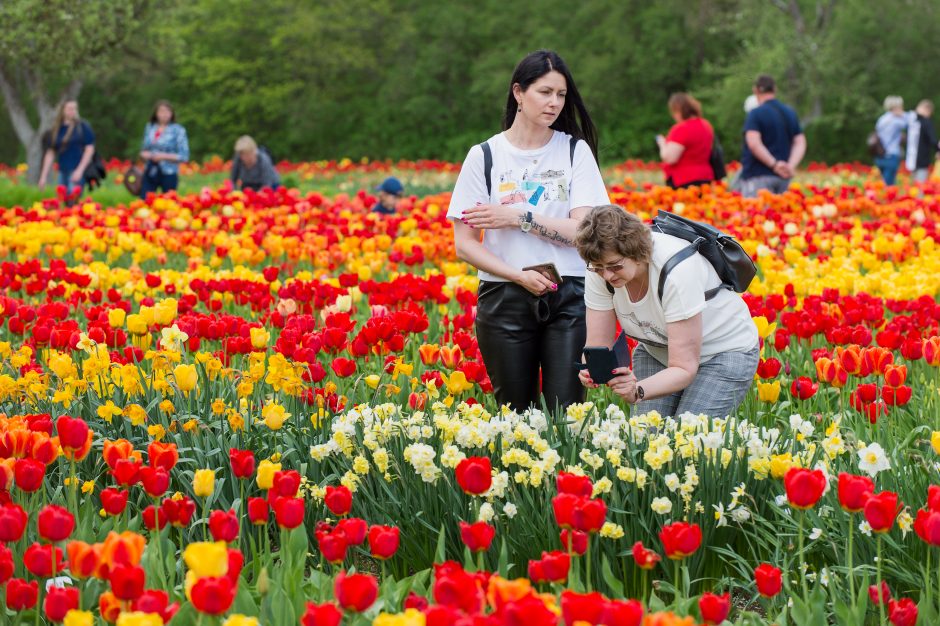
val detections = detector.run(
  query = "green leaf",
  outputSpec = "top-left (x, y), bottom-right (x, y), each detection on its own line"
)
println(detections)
top-left (434, 524), bottom-right (447, 563)
top-left (601, 554), bottom-right (624, 597)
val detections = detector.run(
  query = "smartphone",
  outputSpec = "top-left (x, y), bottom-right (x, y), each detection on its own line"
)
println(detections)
top-left (522, 262), bottom-right (563, 285)
top-left (580, 332), bottom-right (631, 385)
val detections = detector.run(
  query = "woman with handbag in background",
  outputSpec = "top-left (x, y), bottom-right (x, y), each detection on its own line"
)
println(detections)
top-left (139, 100), bottom-right (190, 198)
top-left (656, 93), bottom-right (716, 189)
top-left (38, 100), bottom-right (96, 197)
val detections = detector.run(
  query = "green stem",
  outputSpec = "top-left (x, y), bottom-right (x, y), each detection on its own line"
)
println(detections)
top-left (798, 510), bottom-right (808, 600)
top-left (877, 535), bottom-right (885, 626)
top-left (585, 534), bottom-right (592, 592)
top-left (674, 559), bottom-right (681, 604)
top-left (847, 513), bottom-right (855, 603)
top-left (476, 550), bottom-right (484, 573)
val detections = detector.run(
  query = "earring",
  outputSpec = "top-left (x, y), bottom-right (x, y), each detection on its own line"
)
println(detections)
top-left (517, 102), bottom-right (522, 112)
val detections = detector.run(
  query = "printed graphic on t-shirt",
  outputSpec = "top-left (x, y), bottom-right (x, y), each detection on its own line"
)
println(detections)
top-left (497, 166), bottom-right (569, 206)
top-left (625, 311), bottom-right (668, 344)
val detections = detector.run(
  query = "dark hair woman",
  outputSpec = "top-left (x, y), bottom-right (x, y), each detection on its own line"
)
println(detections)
top-left (139, 100), bottom-right (190, 198)
top-left (446, 50), bottom-right (610, 413)
top-left (656, 92), bottom-right (716, 189)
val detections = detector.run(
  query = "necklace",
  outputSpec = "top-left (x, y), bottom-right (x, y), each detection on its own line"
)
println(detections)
top-left (627, 266), bottom-right (649, 301)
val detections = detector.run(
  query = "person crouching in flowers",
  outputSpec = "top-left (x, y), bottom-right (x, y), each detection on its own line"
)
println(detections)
top-left (574, 205), bottom-right (758, 418)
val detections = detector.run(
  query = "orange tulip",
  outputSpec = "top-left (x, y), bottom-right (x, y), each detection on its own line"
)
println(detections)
top-left (862, 347), bottom-right (893, 376)
top-left (925, 337), bottom-right (940, 366)
top-left (100, 531), bottom-right (146, 569)
top-left (837, 345), bottom-right (863, 375)
top-left (98, 591), bottom-right (122, 623)
top-left (418, 343), bottom-right (441, 365)
top-left (440, 345), bottom-right (463, 369)
top-left (67, 541), bottom-right (103, 579)
top-left (102, 439), bottom-right (137, 470)
top-left (62, 429), bottom-right (93, 462)
top-left (147, 441), bottom-right (179, 471)
top-left (883, 364), bottom-right (908, 388)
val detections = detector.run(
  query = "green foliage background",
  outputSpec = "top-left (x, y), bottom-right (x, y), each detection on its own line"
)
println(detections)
top-left (1, 0), bottom-right (938, 165)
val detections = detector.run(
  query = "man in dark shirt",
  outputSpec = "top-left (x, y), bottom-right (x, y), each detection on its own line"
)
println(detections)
top-left (739, 75), bottom-right (806, 198)
top-left (372, 177), bottom-right (404, 215)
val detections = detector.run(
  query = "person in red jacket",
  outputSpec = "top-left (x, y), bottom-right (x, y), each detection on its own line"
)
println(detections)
top-left (656, 93), bottom-right (715, 189)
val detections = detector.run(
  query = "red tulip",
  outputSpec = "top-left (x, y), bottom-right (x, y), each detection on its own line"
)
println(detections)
top-left (561, 590), bottom-right (606, 625)
top-left (37, 504), bottom-right (75, 543)
top-left (0, 544), bottom-right (13, 584)
top-left (164, 496), bottom-right (196, 527)
top-left (403, 592), bottom-right (429, 611)
top-left (459, 521), bottom-right (496, 553)
top-left (560, 529), bottom-right (589, 555)
top-left (699, 592), bottom-right (731, 625)
top-left (572, 497), bottom-right (607, 533)
top-left (838, 473), bottom-right (874, 513)
top-left (316, 529), bottom-right (349, 564)
top-left (191, 576), bottom-right (236, 615)
top-left (784, 467), bottom-right (827, 510)
top-left (915, 508), bottom-right (940, 546)
top-left (226, 549), bottom-right (245, 586)
top-left (334, 570), bottom-right (378, 612)
top-left (248, 497), bottom-right (269, 525)
top-left (142, 504), bottom-right (169, 531)
top-left (147, 441), bottom-right (179, 471)
top-left (864, 491), bottom-right (900, 533)
top-left (273, 496), bottom-right (305, 529)
top-left (111, 458), bottom-right (141, 486)
top-left (602, 599), bottom-right (644, 626)
top-left (659, 522), bottom-right (702, 560)
top-left (132, 589), bottom-right (180, 624)
top-left (432, 562), bottom-right (483, 614)
top-left (368, 525), bottom-right (400, 560)
top-left (5, 578), bottom-right (38, 610)
top-left (888, 598), bottom-right (918, 626)
top-left (790, 376), bottom-right (818, 400)
top-left (300, 601), bottom-right (342, 626)
top-left (754, 563), bottom-right (782, 597)
top-left (324, 485), bottom-right (352, 516)
top-left (24, 543), bottom-right (64, 577)
top-left (229, 448), bottom-right (256, 479)
top-left (139, 465), bottom-right (170, 497)
top-left (101, 488), bottom-right (129, 516)
top-left (929, 485), bottom-right (940, 512)
top-left (109, 564), bottom-right (146, 600)
top-left (56, 415), bottom-right (91, 460)
top-left (881, 385), bottom-right (912, 406)
top-left (14, 457), bottom-right (45, 492)
top-left (556, 472), bottom-right (593, 497)
top-left (330, 357), bottom-right (357, 377)
top-left (272, 470), bottom-right (302, 498)
top-left (553, 493), bottom-right (579, 529)
top-left (336, 517), bottom-right (367, 545)
top-left (209, 509), bottom-right (240, 542)
top-left (455, 457), bottom-right (492, 495)
top-left (870, 581), bottom-right (891, 606)
top-left (539, 550), bottom-right (570, 583)
top-left (0, 503), bottom-right (28, 542)
top-left (632, 541), bottom-right (661, 570)
top-left (44, 585), bottom-right (79, 622)
top-left (756, 357), bottom-right (782, 379)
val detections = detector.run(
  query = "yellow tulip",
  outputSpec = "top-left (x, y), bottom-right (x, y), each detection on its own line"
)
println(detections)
top-left (250, 327), bottom-right (270, 349)
top-left (757, 380), bottom-right (781, 403)
top-left (183, 541), bottom-right (229, 578)
top-left (153, 298), bottom-right (178, 325)
top-left (373, 609), bottom-right (427, 626)
top-left (116, 613), bottom-right (164, 626)
top-left (261, 402), bottom-right (291, 430)
top-left (173, 364), bottom-right (198, 393)
top-left (445, 371), bottom-right (473, 395)
top-left (126, 314), bottom-right (149, 335)
top-left (932, 431), bottom-right (940, 455)
top-left (108, 308), bottom-right (126, 328)
top-left (63, 611), bottom-right (95, 626)
top-left (752, 316), bottom-right (777, 340)
top-left (222, 616), bottom-right (260, 626)
top-left (364, 374), bottom-right (381, 389)
top-left (193, 469), bottom-right (215, 497)
top-left (256, 459), bottom-right (281, 490)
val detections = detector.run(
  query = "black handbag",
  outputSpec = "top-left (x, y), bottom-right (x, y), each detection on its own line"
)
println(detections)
top-left (709, 135), bottom-right (727, 180)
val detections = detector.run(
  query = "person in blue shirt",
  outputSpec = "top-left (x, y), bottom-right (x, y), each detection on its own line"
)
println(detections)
top-left (38, 100), bottom-right (95, 196)
top-left (874, 96), bottom-right (911, 186)
top-left (738, 75), bottom-right (806, 198)
top-left (372, 176), bottom-right (404, 214)
top-left (139, 100), bottom-right (190, 198)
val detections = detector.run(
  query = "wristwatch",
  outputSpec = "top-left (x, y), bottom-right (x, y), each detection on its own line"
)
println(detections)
top-left (634, 385), bottom-right (645, 402)
top-left (519, 211), bottom-right (534, 233)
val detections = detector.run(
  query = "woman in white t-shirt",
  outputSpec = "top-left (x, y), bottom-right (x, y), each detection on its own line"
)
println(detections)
top-left (575, 205), bottom-right (759, 418)
top-left (447, 50), bottom-right (610, 413)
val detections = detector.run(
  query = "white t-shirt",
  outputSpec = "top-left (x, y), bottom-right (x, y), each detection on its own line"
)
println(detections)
top-left (584, 232), bottom-right (759, 364)
top-left (447, 131), bottom-right (609, 282)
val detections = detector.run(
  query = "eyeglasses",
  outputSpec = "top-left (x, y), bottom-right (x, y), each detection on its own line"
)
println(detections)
top-left (586, 258), bottom-right (627, 274)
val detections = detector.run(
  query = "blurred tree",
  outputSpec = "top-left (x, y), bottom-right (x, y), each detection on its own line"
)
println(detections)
top-left (0, 0), bottom-right (153, 182)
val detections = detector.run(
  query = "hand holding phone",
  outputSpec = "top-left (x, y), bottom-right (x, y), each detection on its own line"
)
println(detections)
top-left (579, 332), bottom-right (631, 385)
top-left (522, 262), bottom-right (563, 285)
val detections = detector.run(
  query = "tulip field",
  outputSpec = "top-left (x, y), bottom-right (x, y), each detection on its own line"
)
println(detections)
top-left (2, 160), bottom-right (940, 626)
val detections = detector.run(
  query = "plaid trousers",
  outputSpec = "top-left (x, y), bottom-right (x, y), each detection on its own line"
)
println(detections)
top-left (632, 344), bottom-right (759, 418)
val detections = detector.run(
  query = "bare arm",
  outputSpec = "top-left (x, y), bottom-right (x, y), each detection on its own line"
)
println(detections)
top-left (787, 134), bottom-right (806, 171)
top-left (745, 130), bottom-right (793, 178)
top-left (658, 141), bottom-right (685, 165)
top-left (452, 219), bottom-right (554, 295)
top-left (608, 314), bottom-right (703, 403)
top-left (461, 204), bottom-right (590, 247)
top-left (38, 149), bottom-right (55, 188)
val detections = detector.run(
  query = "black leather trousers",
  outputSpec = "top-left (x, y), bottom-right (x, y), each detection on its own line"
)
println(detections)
top-left (475, 278), bottom-right (586, 414)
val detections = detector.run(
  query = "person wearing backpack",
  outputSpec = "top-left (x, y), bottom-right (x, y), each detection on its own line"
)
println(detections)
top-left (575, 205), bottom-right (758, 419)
top-left (874, 96), bottom-right (911, 186)
top-left (447, 49), bottom-right (609, 413)
top-left (656, 93), bottom-right (718, 188)
top-left (231, 135), bottom-right (280, 191)
top-left (139, 100), bottom-right (190, 198)
top-left (37, 100), bottom-right (96, 196)
top-left (738, 74), bottom-right (806, 198)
